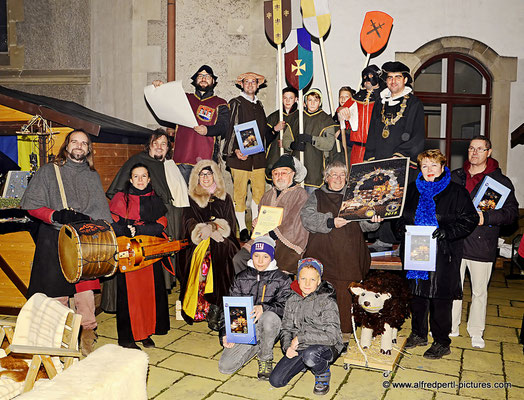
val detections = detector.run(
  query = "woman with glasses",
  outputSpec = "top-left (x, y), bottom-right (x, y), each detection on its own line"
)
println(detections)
top-left (299, 161), bottom-right (381, 345)
top-left (179, 160), bottom-right (240, 330)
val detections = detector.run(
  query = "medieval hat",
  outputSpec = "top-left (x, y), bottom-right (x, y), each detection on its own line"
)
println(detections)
top-left (304, 88), bottom-right (323, 106)
top-left (191, 65), bottom-right (218, 81)
top-left (236, 72), bottom-right (266, 86)
top-left (381, 61), bottom-right (413, 86)
top-left (271, 154), bottom-right (296, 172)
top-left (361, 65), bottom-right (382, 87)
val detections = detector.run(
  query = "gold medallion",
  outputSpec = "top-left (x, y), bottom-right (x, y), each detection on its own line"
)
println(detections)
top-left (382, 128), bottom-right (390, 139)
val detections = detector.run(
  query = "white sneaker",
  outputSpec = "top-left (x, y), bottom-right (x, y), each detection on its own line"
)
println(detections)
top-left (449, 329), bottom-right (459, 337)
top-left (471, 336), bottom-right (485, 349)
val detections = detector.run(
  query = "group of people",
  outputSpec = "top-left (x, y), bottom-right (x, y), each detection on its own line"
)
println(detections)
top-left (19, 60), bottom-right (518, 395)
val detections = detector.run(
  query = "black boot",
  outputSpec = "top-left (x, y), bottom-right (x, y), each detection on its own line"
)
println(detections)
top-left (207, 304), bottom-right (222, 331)
top-left (313, 368), bottom-right (331, 395)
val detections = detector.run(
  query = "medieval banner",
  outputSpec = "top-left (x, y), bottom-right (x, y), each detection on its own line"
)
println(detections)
top-left (301, 0), bottom-right (331, 38)
top-left (360, 11), bottom-right (394, 54)
top-left (264, 0), bottom-right (292, 45)
top-left (285, 29), bottom-right (313, 91)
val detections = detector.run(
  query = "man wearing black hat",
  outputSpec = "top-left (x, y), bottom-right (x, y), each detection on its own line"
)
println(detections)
top-left (364, 61), bottom-right (425, 168)
top-left (152, 65), bottom-right (229, 183)
top-left (364, 61), bottom-right (425, 250)
top-left (337, 65), bottom-right (385, 164)
top-left (232, 154), bottom-right (309, 274)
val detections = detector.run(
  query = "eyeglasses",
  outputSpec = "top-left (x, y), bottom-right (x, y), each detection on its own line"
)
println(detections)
top-left (199, 172), bottom-right (213, 178)
top-left (272, 171), bottom-right (292, 177)
top-left (468, 147), bottom-right (489, 153)
top-left (197, 74), bottom-right (212, 80)
top-left (243, 79), bottom-right (258, 85)
top-left (328, 173), bottom-right (346, 179)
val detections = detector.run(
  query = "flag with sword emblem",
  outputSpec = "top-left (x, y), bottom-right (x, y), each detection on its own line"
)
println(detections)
top-left (285, 28), bottom-right (313, 90)
top-left (301, 0), bottom-right (331, 38)
top-left (264, 0), bottom-right (292, 45)
top-left (360, 11), bottom-right (394, 54)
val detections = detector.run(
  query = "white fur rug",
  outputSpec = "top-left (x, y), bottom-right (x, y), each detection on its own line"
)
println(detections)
top-left (18, 344), bottom-right (149, 400)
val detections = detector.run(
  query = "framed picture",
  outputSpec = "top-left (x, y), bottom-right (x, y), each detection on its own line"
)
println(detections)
top-left (404, 225), bottom-right (437, 272)
top-left (234, 120), bottom-right (265, 156)
top-left (338, 157), bottom-right (409, 221)
top-left (1, 171), bottom-right (31, 198)
top-left (472, 176), bottom-right (511, 212)
top-left (223, 296), bottom-right (257, 345)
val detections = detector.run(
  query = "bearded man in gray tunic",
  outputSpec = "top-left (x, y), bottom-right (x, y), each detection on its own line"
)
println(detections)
top-left (21, 129), bottom-right (111, 356)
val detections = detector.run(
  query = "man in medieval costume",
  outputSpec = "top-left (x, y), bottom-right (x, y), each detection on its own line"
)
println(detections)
top-left (152, 65), bottom-right (229, 183)
top-left (223, 72), bottom-right (270, 242)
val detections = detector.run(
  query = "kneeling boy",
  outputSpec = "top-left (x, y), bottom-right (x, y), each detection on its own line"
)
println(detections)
top-left (219, 236), bottom-right (291, 380)
top-left (269, 258), bottom-right (344, 395)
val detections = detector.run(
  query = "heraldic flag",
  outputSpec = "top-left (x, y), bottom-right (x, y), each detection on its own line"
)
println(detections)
top-left (360, 11), bottom-right (393, 54)
top-left (301, 0), bottom-right (331, 38)
top-left (264, 0), bottom-right (292, 45)
top-left (285, 28), bottom-right (313, 91)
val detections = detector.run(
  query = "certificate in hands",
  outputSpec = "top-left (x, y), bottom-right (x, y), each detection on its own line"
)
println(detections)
top-left (251, 206), bottom-right (284, 238)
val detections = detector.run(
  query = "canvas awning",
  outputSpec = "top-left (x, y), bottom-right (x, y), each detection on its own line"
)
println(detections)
top-left (0, 85), bottom-right (154, 144)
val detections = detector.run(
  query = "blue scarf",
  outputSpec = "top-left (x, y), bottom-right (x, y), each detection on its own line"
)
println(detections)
top-left (406, 167), bottom-right (451, 281)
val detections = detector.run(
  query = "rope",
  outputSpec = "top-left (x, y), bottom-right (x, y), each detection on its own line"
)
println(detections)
top-left (351, 305), bottom-right (369, 368)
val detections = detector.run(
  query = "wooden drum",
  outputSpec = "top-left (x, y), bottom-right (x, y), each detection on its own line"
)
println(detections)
top-left (58, 220), bottom-right (119, 283)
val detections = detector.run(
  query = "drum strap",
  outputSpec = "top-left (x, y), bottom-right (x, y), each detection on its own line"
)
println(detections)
top-left (53, 164), bottom-right (69, 209)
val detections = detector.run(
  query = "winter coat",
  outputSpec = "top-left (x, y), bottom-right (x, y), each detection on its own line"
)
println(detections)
top-left (180, 160), bottom-right (240, 320)
top-left (451, 163), bottom-right (519, 262)
top-left (280, 280), bottom-right (344, 354)
top-left (219, 259), bottom-right (292, 337)
top-left (398, 175), bottom-right (479, 299)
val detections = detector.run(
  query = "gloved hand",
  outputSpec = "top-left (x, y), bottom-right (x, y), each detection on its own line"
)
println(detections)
top-left (297, 134), bottom-right (312, 143)
top-left (198, 224), bottom-right (213, 240)
top-left (432, 228), bottom-right (447, 241)
top-left (52, 209), bottom-right (91, 224)
top-left (290, 141), bottom-right (306, 151)
top-left (210, 230), bottom-right (225, 243)
top-left (111, 223), bottom-right (133, 237)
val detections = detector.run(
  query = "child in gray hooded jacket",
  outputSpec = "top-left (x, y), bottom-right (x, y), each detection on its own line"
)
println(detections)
top-left (269, 257), bottom-right (343, 396)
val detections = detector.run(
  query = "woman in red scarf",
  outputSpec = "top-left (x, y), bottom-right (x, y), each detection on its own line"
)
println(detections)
top-left (110, 163), bottom-right (170, 349)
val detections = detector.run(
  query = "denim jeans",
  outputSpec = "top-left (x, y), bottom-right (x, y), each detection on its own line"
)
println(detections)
top-left (219, 311), bottom-right (282, 374)
top-left (269, 345), bottom-right (334, 387)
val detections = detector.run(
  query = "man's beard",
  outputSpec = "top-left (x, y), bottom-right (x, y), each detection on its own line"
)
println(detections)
top-left (196, 83), bottom-right (212, 92)
top-left (273, 180), bottom-right (291, 191)
top-left (68, 150), bottom-right (87, 162)
top-left (153, 154), bottom-right (165, 161)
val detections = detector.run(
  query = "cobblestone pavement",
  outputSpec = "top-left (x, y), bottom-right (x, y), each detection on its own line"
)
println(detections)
top-left (94, 268), bottom-right (524, 400)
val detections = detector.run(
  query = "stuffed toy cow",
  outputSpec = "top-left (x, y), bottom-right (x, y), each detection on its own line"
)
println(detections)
top-left (349, 271), bottom-right (410, 355)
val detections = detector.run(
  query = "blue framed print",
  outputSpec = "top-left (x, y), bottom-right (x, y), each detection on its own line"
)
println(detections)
top-left (223, 296), bottom-right (257, 345)
top-left (472, 175), bottom-right (511, 212)
top-left (234, 120), bottom-right (265, 156)
top-left (404, 225), bottom-right (437, 272)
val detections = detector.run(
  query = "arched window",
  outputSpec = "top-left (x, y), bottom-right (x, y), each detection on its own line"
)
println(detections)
top-left (414, 53), bottom-right (492, 170)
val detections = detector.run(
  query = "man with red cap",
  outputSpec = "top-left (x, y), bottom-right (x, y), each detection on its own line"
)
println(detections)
top-left (152, 65), bottom-right (229, 182)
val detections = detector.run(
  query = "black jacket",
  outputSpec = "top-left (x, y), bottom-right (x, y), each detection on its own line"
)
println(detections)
top-left (398, 177), bottom-right (479, 299)
top-left (219, 260), bottom-right (292, 337)
top-left (451, 166), bottom-right (519, 262)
